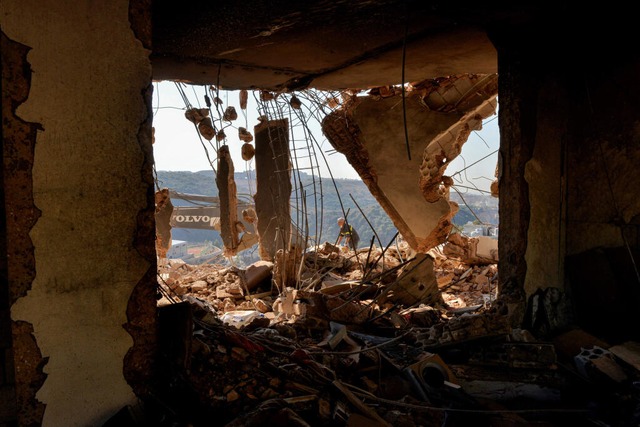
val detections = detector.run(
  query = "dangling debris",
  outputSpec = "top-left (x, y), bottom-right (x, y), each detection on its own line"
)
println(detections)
top-left (241, 142), bottom-right (255, 161)
top-left (184, 107), bottom-right (209, 124)
top-left (242, 207), bottom-right (257, 224)
top-left (260, 90), bottom-right (275, 101)
top-left (326, 96), bottom-right (340, 108)
top-left (239, 90), bottom-right (248, 110)
top-left (491, 162), bottom-right (499, 198)
top-left (217, 129), bottom-right (226, 142)
top-left (216, 145), bottom-right (240, 256)
top-left (239, 127), bottom-right (253, 142)
top-left (198, 117), bottom-right (216, 140)
top-left (223, 106), bottom-right (238, 122)
top-left (154, 188), bottom-right (173, 259)
top-left (290, 94), bottom-right (302, 109)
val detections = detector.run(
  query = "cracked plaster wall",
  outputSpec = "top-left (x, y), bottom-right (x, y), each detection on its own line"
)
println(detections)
top-left (1, 1), bottom-right (155, 426)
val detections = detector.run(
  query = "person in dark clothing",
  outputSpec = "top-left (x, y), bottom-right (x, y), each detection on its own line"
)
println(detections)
top-left (336, 217), bottom-right (359, 251)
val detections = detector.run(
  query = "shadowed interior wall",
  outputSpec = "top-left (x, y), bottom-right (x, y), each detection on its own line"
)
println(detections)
top-left (1, 1), bottom-right (156, 426)
top-left (491, 17), bottom-right (640, 302)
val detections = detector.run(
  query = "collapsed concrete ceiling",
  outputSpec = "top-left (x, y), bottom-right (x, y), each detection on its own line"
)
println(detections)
top-left (151, 1), bottom-right (540, 90)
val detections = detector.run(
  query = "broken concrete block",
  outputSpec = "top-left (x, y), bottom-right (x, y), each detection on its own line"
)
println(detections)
top-left (252, 298), bottom-right (271, 313)
top-left (443, 233), bottom-right (497, 264)
top-left (476, 236), bottom-right (498, 260)
top-left (244, 260), bottom-right (273, 291)
top-left (383, 254), bottom-right (442, 307)
top-left (323, 74), bottom-right (497, 253)
top-left (190, 280), bottom-right (208, 292)
top-left (574, 346), bottom-right (627, 383)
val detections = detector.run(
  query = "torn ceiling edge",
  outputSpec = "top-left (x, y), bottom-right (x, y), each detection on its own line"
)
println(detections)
top-left (323, 73), bottom-right (498, 252)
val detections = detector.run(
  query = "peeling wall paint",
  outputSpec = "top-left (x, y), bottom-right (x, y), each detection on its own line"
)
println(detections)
top-left (1, 0), bottom-right (155, 425)
top-left (1, 30), bottom-right (45, 426)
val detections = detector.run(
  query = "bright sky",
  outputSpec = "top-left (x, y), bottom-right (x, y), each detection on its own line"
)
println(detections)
top-left (151, 81), bottom-right (499, 194)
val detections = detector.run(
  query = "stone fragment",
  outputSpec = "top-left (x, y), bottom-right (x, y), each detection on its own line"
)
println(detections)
top-left (223, 106), bottom-right (238, 121)
top-left (260, 90), bottom-right (275, 101)
top-left (191, 280), bottom-right (208, 291)
top-left (238, 127), bottom-right (253, 142)
top-left (290, 94), bottom-right (301, 109)
top-left (184, 107), bottom-right (209, 124)
top-left (239, 89), bottom-right (248, 109)
top-left (241, 142), bottom-right (255, 161)
top-left (226, 389), bottom-right (240, 402)
top-left (245, 260), bottom-right (274, 291)
top-left (198, 117), bottom-right (216, 140)
top-left (252, 298), bottom-right (270, 313)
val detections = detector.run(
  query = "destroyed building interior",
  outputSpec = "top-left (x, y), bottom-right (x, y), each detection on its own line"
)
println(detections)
top-left (2, 2), bottom-right (640, 427)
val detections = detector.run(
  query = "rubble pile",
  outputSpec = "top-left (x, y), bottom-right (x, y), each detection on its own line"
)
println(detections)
top-left (146, 244), bottom-right (640, 427)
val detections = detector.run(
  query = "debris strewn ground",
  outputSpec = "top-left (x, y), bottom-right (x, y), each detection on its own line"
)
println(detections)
top-left (136, 242), bottom-right (640, 427)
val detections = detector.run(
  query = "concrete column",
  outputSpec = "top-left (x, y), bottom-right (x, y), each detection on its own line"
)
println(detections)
top-left (254, 119), bottom-right (291, 261)
top-left (216, 145), bottom-right (240, 256)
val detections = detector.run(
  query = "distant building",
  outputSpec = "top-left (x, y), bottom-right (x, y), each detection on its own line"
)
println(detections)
top-left (461, 221), bottom-right (499, 239)
top-left (167, 240), bottom-right (188, 259)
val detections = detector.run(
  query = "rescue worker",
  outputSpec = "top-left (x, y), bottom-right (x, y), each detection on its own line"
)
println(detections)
top-left (336, 217), bottom-right (359, 251)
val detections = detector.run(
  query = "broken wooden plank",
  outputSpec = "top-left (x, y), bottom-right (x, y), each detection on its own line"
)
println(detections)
top-left (332, 380), bottom-right (391, 427)
top-left (609, 341), bottom-right (640, 372)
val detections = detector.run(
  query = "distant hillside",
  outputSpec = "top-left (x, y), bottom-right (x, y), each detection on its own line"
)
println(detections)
top-left (156, 170), bottom-right (498, 247)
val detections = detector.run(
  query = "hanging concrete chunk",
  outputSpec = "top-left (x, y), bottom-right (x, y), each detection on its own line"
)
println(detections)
top-left (290, 94), bottom-right (301, 109)
top-left (184, 107), bottom-right (209, 124)
top-left (239, 89), bottom-right (248, 110)
top-left (216, 145), bottom-right (240, 256)
top-left (254, 118), bottom-right (291, 261)
top-left (198, 117), bottom-right (216, 140)
top-left (223, 106), bottom-right (238, 121)
top-left (241, 142), bottom-right (255, 161)
top-left (323, 73), bottom-right (498, 253)
top-left (239, 127), bottom-right (253, 142)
